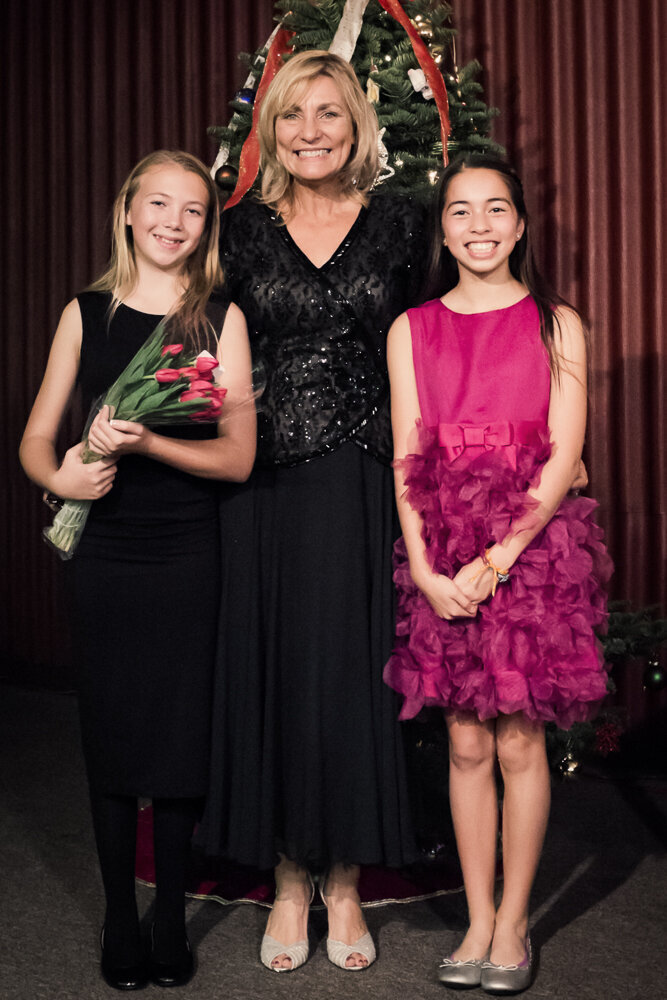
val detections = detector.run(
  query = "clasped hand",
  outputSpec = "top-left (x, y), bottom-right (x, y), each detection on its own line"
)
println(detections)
top-left (87, 405), bottom-right (150, 458)
top-left (419, 556), bottom-right (495, 620)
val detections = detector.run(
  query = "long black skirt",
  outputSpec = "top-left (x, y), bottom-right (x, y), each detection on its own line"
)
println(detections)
top-left (197, 442), bottom-right (416, 871)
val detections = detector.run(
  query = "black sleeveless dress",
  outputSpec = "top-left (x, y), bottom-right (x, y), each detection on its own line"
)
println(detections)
top-left (197, 195), bottom-right (425, 870)
top-left (69, 291), bottom-right (224, 798)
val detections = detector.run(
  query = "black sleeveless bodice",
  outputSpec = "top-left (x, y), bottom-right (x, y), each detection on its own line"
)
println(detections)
top-left (220, 194), bottom-right (426, 466)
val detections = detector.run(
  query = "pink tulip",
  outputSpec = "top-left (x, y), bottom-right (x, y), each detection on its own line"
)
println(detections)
top-left (191, 402), bottom-right (223, 421)
top-left (155, 368), bottom-right (181, 383)
top-left (195, 355), bottom-right (219, 375)
top-left (161, 344), bottom-right (183, 357)
top-left (180, 388), bottom-right (209, 402)
top-left (177, 366), bottom-right (199, 380)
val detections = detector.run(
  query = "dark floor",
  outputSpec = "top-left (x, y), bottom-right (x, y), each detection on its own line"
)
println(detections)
top-left (1, 683), bottom-right (666, 1000)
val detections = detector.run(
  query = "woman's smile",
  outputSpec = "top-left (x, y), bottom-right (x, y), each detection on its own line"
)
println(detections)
top-left (275, 75), bottom-right (355, 184)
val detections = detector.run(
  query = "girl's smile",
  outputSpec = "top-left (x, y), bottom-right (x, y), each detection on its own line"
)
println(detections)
top-left (442, 167), bottom-right (524, 276)
top-left (125, 164), bottom-right (209, 273)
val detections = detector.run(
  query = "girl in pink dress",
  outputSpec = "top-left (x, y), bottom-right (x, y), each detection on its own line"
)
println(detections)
top-left (384, 155), bottom-right (611, 994)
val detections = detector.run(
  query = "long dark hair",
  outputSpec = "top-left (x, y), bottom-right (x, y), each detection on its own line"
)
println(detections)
top-left (421, 153), bottom-right (580, 375)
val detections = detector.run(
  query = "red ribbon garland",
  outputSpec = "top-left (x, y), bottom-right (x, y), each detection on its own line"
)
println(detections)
top-left (377, 0), bottom-right (451, 164)
top-left (223, 27), bottom-right (295, 211)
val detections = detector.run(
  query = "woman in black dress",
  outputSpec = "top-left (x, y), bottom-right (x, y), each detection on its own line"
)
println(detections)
top-left (20, 150), bottom-right (255, 990)
top-left (197, 51), bottom-right (425, 971)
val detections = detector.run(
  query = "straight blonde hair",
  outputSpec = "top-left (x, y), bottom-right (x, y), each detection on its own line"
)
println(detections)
top-left (258, 50), bottom-right (379, 215)
top-left (89, 150), bottom-right (222, 347)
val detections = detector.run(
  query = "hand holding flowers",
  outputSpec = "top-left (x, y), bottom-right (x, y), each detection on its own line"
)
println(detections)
top-left (43, 320), bottom-right (230, 559)
top-left (47, 440), bottom-right (118, 501)
top-left (87, 406), bottom-right (151, 458)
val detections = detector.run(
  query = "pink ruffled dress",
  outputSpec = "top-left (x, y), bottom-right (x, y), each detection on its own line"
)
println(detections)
top-left (384, 295), bottom-right (612, 727)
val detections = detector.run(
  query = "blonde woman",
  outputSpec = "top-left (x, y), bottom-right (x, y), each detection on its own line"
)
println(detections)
top-left (20, 150), bottom-right (255, 990)
top-left (197, 52), bottom-right (425, 972)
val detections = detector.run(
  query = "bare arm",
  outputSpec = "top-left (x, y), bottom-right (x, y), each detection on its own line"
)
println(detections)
top-left (388, 313), bottom-right (477, 620)
top-left (454, 306), bottom-right (589, 600)
top-left (19, 299), bottom-right (118, 500)
top-left (86, 302), bottom-right (257, 482)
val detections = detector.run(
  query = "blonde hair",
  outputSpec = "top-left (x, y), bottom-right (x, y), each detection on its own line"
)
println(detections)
top-left (258, 50), bottom-right (379, 214)
top-left (89, 150), bottom-right (222, 346)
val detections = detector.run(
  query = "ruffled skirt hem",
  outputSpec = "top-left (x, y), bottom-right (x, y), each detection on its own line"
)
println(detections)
top-left (384, 424), bottom-right (613, 729)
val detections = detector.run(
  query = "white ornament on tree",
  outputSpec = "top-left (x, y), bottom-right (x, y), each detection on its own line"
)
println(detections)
top-left (408, 67), bottom-right (434, 100)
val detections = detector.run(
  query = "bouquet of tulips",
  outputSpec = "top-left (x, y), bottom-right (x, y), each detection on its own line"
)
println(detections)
top-left (44, 319), bottom-right (228, 560)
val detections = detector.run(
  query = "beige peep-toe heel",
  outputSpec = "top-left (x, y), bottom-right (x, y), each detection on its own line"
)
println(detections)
top-left (260, 873), bottom-right (314, 972)
top-left (320, 877), bottom-right (376, 971)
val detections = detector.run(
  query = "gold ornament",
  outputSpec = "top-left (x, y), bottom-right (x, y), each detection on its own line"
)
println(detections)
top-left (558, 751), bottom-right (581, 778)
top-left (366, 76), bottom-right (380, 104)
top-left (410, 16), bottom-right (434, 40)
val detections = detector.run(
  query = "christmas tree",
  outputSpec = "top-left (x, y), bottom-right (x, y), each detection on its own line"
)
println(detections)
top-left (211, 0), bottom-right (501, 202)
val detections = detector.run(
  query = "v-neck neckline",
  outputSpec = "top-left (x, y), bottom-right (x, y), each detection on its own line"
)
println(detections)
top-left (271, 204), bottom-right (367, 272)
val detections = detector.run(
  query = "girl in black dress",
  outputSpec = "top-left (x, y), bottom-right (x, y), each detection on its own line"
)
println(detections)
top-left (20, 150), bottom-right (255, 990)
top-left (197, 52), bottom-right (424, 972)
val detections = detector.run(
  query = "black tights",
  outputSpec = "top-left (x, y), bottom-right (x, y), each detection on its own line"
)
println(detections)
top-left (89, 790), bottom-right (201, 962)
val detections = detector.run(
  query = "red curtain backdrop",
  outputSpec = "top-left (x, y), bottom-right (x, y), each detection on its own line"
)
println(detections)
top-left (2, 1), bottom-right (665, 694)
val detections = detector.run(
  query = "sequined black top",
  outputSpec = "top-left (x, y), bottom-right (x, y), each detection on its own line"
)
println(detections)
top-left (220, 194), bottom-right (426, 466)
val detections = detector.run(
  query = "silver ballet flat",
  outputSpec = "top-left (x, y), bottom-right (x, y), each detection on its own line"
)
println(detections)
top-left (437, 953), bottom-right (486, 988)
top-left (480, 937), bottom-right (533, 994)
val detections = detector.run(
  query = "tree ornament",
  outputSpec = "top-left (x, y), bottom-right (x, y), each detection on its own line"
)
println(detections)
top-left (366, 76), bottom-right (380, 103)
top-left (408, 67), bottom-right (434, 100)
top-left (410, 16), bottom-right (434, 41)
top-left (558, 751), bottom-right (581, 778)
top-left (643, 656), bottom-right (667, 691)
top-left (215, 164), bottom-right (238, 190)
top-left (373, 127), bottom-right (395, 185)
top-left (233, 87), bottom-right (256, 106)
